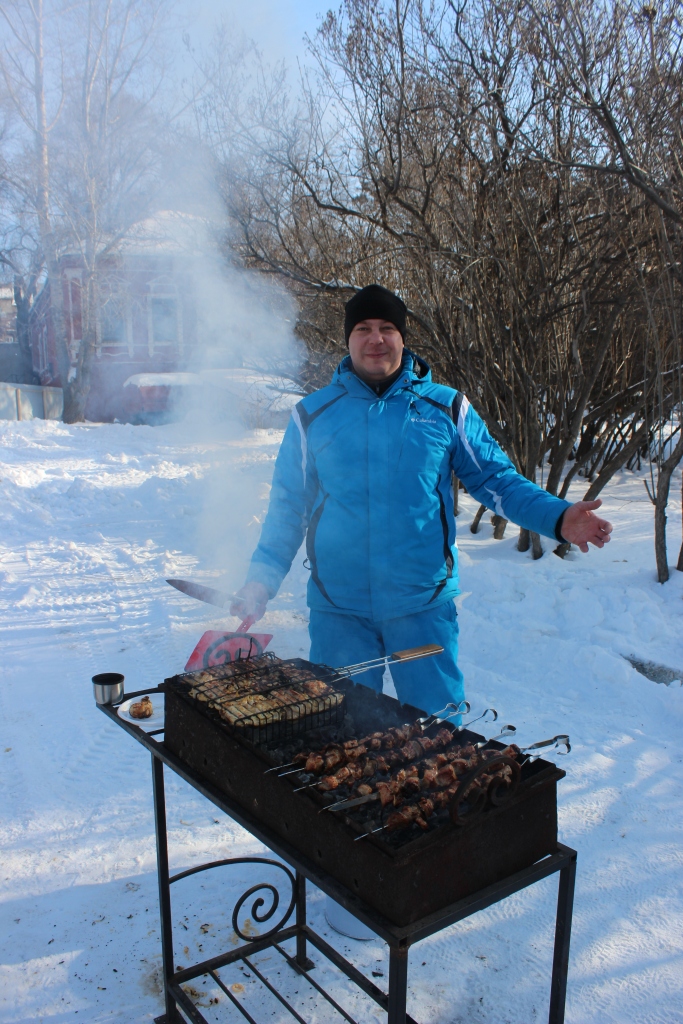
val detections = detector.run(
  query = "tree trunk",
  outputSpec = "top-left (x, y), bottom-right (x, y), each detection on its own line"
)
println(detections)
top-left (583, 423), bottom-right (650, 500)
top-left (470, 504), bottom-right (487, 534)
top-left (491, 514), bottom-right (508, 539)
top-left (517, 527), bottom-right (530, 551)
top-left (12, 278), bottom-right (39, 384)
top-left (63, 380), bottom-right (90, 422)
top-left (531, 531), bottom-right (544, 560)
top-left (62, 272), bottom-right (96, 423)
top-left (545, 297), bottom-right (626, 496)
top-left (32, 0), bottom-right (71, 391)
top-left (653, 432), bottom-right (683, 583)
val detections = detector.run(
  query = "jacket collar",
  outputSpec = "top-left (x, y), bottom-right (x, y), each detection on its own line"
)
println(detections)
top-left (334, 349), bottom-right (431, 398)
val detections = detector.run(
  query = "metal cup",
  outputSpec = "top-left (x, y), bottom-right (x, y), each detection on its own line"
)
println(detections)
top-left (92, 672), bottom-right (125, 705)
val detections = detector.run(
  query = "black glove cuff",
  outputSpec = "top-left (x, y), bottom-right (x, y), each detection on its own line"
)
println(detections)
top-left (555, 509), bottom-right (568, 544)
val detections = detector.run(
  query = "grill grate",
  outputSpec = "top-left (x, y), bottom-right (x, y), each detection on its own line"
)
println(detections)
top-left (169, 654), bottom-right (346, 744)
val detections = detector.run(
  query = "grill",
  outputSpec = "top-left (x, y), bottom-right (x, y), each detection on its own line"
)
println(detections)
top-left (163, 655), bottom-right (565, 927)
top-left (172, 652), bottom-right (346, 743)
top-left (98, 651), bottom-right (577, 1024)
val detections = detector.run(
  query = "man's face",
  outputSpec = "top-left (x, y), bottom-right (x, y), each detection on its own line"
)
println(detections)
top-left (347, 319), bottom-right (404, 382)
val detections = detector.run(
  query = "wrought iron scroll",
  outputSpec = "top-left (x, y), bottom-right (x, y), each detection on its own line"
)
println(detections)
top-left (448, 755), bottom-right (521, 826)
top-left (169, 856), bottom-right (297, 943)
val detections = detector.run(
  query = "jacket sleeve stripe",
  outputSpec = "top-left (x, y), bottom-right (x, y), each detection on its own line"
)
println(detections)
top-left (456, 396), bottom-right (482, 471)
top-left (292, 405), bottom-right (308, 486)
top-left (484, 486), bottom-right (506, 517)
top-left (450, 392), bottom-right (464, 422)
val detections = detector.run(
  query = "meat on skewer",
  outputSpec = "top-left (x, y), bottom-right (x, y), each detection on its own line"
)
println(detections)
top-left (288, 723), bottom-right (451, 774)
top-left (293, 725), bottom-right (456, 782)
top-left (331, 745), bottom-right (520, 824)
top-left (381, 751), bottom-right (519, 833)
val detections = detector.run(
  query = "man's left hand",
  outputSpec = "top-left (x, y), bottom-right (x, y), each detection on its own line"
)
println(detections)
top-left (560, 499), bottom-right (613, 553)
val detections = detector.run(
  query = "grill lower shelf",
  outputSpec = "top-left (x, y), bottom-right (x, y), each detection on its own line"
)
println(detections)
top-left (164, 674), bottom-right (564, 927)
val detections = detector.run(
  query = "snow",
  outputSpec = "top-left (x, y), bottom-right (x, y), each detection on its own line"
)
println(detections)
top-left (1, 417), bottom-right (682, 1024)
top-left (123, 370), bottom-right (300, 414)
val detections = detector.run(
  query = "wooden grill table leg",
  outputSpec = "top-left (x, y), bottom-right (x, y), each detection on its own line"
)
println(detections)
top-left (99, 702), bottom-right (576, 1024)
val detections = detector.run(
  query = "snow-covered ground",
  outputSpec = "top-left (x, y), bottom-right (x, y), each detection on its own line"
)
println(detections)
top-left (1, 417), bottom-right (682, 1024)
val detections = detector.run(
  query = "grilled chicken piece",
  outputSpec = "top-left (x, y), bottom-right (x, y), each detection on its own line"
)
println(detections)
top-left (376, 780), bottom-right (403, 806)
top-left (394, 765), bottom-right (419, 785)
top-left (301, 679), bottom-right (333, 697)
top-left (318, 762), bottom-right (364, 790)
top-left (130, 695), bottom-right (153, 719)
top-left (385, 805), bottom-right (429, 831)
top-left (324, 747), bottom-right (345, 771)
top-left (435, 763), bottom-right (458, 787)
top-left (364, 732), bottom-right (385, 750)
top-left (305, 753), bottom-right (325, 774)
top-left (399, 739), bottom-right (425, 761)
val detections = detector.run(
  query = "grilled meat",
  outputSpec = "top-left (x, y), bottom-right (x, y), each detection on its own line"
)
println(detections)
top-left (385, 805), bottom-right (429, 832)
top-left (375, 749), bottom-right (520, 832)
top-left (130, 695), bottom-right (153, 719)
top-left (186, 663), bottom-right (344, 730)
top-left (293, 724), bottom-right (455, 781)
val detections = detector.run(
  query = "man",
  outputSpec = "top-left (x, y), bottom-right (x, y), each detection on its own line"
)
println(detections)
top-left (232, 285), bottom-right (612, 714)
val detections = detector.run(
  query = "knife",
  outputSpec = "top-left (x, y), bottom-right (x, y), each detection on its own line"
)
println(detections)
top-left (166, 578), bottom-right (235, 610)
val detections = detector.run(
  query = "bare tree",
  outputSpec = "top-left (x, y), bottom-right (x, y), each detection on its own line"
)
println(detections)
top-left (0, 0), bottom-right (174, 420)
top-left (199, 0), bottom-right (683, 573)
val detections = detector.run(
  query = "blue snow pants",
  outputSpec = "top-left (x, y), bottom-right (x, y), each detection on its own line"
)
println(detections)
top-left (309, 601), bottom-right (465, 717)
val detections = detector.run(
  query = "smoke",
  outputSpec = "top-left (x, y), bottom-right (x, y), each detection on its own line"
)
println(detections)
top-left (135, 153), bottom-right (302, 594)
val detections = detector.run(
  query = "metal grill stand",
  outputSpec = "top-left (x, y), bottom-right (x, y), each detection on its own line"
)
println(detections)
top-left (99, 691), bottom-right (576, 1024)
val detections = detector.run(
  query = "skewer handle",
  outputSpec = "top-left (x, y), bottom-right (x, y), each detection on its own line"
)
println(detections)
top-left (390, 643), bottom-right (444, 662)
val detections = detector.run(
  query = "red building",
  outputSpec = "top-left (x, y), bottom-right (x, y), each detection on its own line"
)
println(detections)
top-left (29, 219), bottom-right (198, 422)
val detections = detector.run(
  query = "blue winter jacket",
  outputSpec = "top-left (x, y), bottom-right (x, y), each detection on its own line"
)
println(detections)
top-left (247, 351), bottom-right (570, 621)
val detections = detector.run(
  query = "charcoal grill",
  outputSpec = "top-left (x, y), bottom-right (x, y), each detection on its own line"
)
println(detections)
top-left (97, 660), bottom-right (576, 1024)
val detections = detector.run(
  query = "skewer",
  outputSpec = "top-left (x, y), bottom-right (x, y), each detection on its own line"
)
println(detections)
top-left (264, 761), bottom-right (299, 774)
top-left (453, 707), bottom-right (498, 732)
top-left (474, 724), bottom-right (516, 748)
top-left (292, 779), bottom-right (319, 792)
top-left (322, 791), bottom-right (379, 813)
top-left (293, 707), bottom-right (500, 792)
top-left (273, 765), bottom-right (308, 778)
top-left (267, 715), bottom-right (463, 777)
top-left (353, 825), bottom-right (385, 841)
top-left (415, 699), bottom-right (470, 727)
top-left (265, 700), bottom-right (479, 776)
top-left (334, 732), bottom-right (572, 835)
top-left (324, 723), bottom-right (514, 814)
top-left (334, 643), bottom-right (444, 678)
top-left (519, 734), bottom-right (570, 759)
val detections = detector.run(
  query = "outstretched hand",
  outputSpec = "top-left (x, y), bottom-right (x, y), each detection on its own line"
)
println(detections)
top-left (560, 499), bottom-right (613, 553)
top-left (230, 581), bottom-right (269, 623)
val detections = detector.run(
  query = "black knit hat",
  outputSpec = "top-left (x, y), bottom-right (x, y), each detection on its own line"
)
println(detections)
top-left (344, 284), bottom-right (407, 344)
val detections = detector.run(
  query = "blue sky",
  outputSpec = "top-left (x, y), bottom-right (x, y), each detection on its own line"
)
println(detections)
top-left (180, 0), bottom-right (332, 65)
